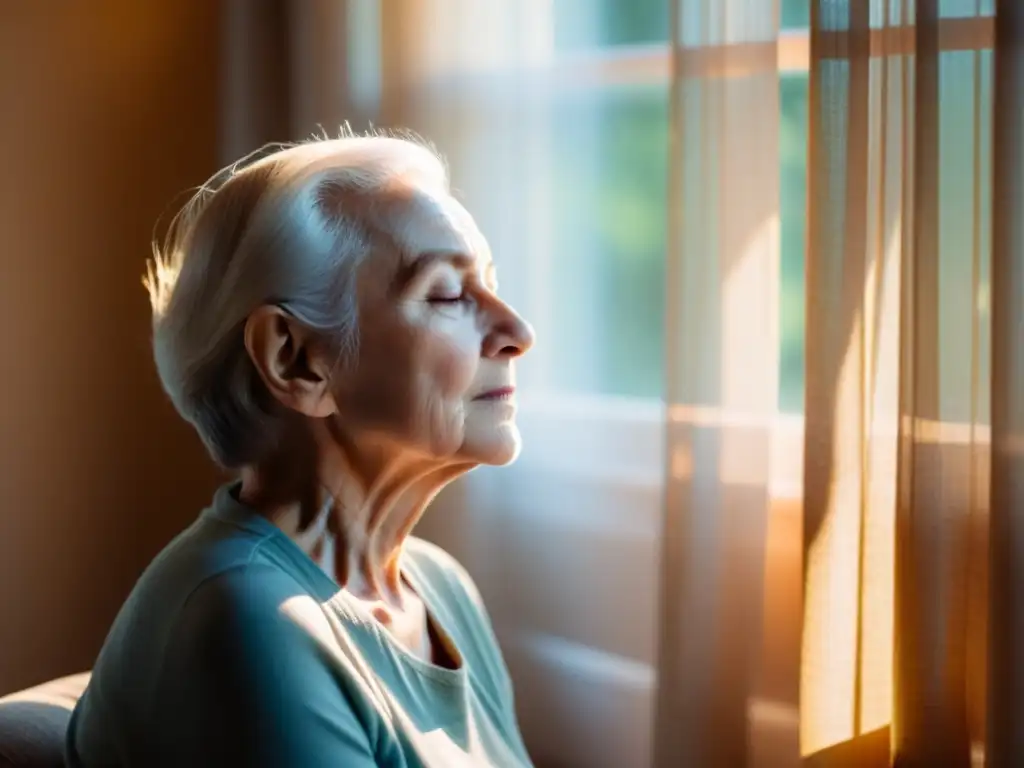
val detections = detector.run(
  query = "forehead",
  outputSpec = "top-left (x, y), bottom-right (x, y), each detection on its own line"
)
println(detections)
top-left (388, 183), bottom-right (490, 263)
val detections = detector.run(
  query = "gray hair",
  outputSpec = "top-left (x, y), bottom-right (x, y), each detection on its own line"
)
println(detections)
top-left (145, 133), bottom-right (448, 469)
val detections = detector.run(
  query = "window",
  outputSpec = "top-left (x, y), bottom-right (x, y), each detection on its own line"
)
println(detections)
top-left (530, 1), bottom-right (993, 419)
top-left (532, 1), bottom-right (810, 412)
top-left (553, 0), bottom-right (670, 49)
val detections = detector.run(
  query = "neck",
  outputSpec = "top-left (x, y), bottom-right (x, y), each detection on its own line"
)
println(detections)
top-left (239, 431), bottom-right (472, 607)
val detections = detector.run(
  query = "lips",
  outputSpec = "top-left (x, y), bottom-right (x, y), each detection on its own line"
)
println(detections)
top-left (473, 386), bottom-right (516, 401)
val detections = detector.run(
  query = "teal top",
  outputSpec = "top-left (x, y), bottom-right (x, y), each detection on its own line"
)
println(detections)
top-left (65, 483), bottom-right (532, 767)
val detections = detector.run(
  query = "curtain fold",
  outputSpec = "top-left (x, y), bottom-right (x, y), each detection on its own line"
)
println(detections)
top-left (802, 1), bottom-right (1006, 766)
top-left (654, 1), bottom-right (784, 766)
top-left (987, 0), bottom-right (1024, 765)
top-left (802, 0), bottom-right (894, 758)
top-left (893, 0), bottom-right (973, 762)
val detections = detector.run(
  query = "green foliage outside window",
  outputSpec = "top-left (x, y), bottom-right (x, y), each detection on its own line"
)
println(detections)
top-left (546, 1), bottom-right (809, 409)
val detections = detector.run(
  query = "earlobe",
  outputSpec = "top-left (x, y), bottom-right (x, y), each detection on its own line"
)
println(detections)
top-left (243, 305), bottom-right (338, 418)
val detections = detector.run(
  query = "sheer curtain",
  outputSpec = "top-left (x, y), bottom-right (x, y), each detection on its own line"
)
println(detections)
top-left (654, 0), bottom-right (786, 766)
top-left (220, 1), bottom-right (1024, 766)
top-left (802, 1), bottom-right (1024, 767)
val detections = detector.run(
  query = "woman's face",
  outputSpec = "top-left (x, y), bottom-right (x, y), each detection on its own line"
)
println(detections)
top-left (330, 183), bottom-right (534, 466)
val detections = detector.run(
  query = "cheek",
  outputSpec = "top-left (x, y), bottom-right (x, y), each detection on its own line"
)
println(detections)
top-left (423, 330), bottom-right (478, 398)
top-left (417, 332), bottom-right (477, 455)
top-left (341, 306), bottom-right (481, 453)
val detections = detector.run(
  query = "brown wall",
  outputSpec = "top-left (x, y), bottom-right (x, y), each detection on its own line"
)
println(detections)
top-left (0, 2), bottom-right (223, 694)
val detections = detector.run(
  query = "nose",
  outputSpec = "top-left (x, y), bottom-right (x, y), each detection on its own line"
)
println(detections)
top-left (482, 298), bottom-right (535, 359)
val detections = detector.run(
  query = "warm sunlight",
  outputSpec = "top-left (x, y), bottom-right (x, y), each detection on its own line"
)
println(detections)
top-left (857, 215), bottom-right (901, 736)
top-left (800, 340), bottom-right (864, 753)
top-left (799, 219), bottom-right (902, 756)
top-left (722, 211), bottom-right (781, 418)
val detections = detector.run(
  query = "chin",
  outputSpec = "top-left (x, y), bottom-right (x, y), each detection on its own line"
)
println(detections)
top-left (459, 422), bottom-right (522, 466)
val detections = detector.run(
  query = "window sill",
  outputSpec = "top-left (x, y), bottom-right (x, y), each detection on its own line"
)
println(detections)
top-left (515, 391), bottom-right (991, 505)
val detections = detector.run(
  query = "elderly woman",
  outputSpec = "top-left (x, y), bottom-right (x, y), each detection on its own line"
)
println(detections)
top-left (65, 135), bottom-right (535, 767)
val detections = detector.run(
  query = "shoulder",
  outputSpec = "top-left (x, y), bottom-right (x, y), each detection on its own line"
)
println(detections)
top-left (75, 558), bottom-right (379, 765)
top-left (102, 504), bottom-right (279, 649)
top-left (167, 564), bottom-right (342, 692)
top-left (183, 561), bottom-right (297, 616)
top-left (172, 563), bottom-right (330, 662)
top-left (78, 514), bottom-right (281, 716)
top-left (155, 565), bottom-right (382, 763)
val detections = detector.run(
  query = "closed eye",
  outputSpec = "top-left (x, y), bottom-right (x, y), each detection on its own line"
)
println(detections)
top-left (427, 294), bottom-right (467, 304)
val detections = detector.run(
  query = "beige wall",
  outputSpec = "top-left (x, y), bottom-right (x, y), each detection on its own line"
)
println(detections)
top-left (0, 2), bottom-right (223, 694)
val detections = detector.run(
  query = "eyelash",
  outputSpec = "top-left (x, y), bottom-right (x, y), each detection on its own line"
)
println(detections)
top-left (428, 293), bottom-right (467, 305)
top-left (424, 277), bottom-right (497, 306)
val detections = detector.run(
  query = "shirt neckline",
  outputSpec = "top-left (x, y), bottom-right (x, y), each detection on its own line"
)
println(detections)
top-left (205, 481), bottom-right (468, 687)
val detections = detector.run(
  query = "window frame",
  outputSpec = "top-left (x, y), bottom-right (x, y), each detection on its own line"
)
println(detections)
top-left (544, 14), bottom-right (993, 86)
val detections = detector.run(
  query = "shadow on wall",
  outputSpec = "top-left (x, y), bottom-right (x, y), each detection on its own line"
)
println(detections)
top-left (0, 2), bottom-right (224, 695)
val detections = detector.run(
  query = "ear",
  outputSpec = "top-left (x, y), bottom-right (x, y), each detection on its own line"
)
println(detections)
top-left (243, 305), bottom-right (337, 418)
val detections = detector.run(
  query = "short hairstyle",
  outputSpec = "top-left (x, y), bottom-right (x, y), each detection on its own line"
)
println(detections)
top-left (145, 132), bottom-right (448, 468)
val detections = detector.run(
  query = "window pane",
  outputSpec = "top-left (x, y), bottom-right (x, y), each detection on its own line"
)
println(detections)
top-left (555, 0), bottom-right (812, 47)
top-left (940, 0), bottom-right (995, 17)
top-left (553, 0), bottom-right (669, 51)
top-left (545, 84), bottom-right (669, 397)
top-left (541, 77), bottom-right (810, 411)
top-left (782, 0), bottom-right (810, 29)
